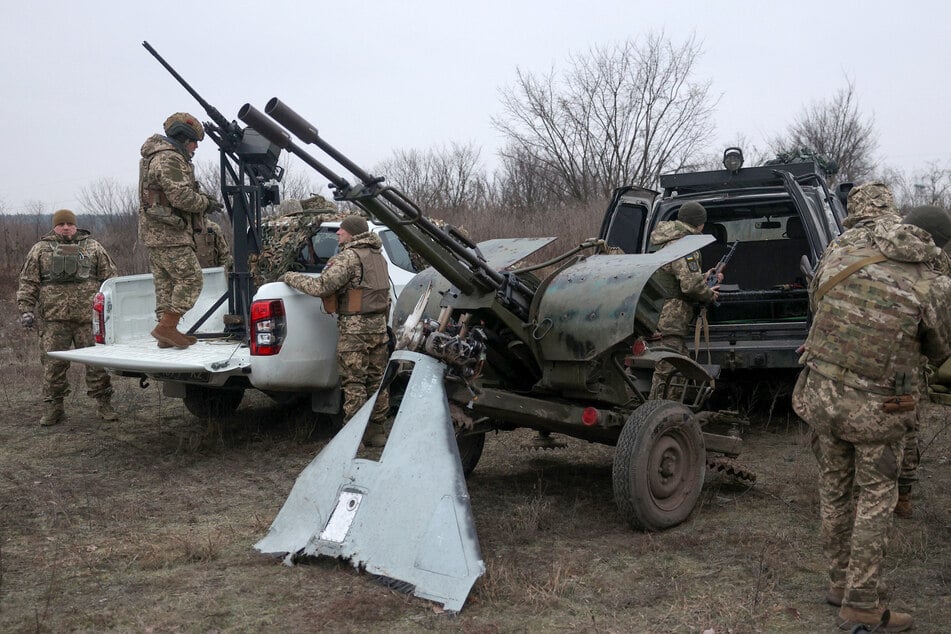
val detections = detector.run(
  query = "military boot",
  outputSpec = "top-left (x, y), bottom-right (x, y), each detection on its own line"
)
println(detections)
top-left (362, 422), bottom-right (387, 448)
top-left (894, 489), bottom-right (913, 519)
top-left (40, 400), bottom-right (65, 427)
top-left (96, 397), bottom-right (120, 421)
top-left (151, 312), bottom-right (194, 349)
top-left (837, 605), bottom-right (912, 632)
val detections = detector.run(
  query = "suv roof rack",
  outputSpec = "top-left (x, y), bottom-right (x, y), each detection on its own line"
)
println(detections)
top-left (660, 162), bottom-right (827, 196)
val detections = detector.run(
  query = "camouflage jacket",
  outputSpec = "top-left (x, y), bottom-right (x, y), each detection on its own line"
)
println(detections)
top-left (138, 134), bottom-right (212, 248)
top-left (195, 220), bottom-right (232, 269)
top-left (809, 214), bottom-right (901, 312)
top-left (17, 230), bottom-right (118, 322)
top-left (649, 220), bottom-right (715, 337)
top-left (800, 222), bottom-right (951, 400)
top-left (282, 231), bottom-right (390, 335)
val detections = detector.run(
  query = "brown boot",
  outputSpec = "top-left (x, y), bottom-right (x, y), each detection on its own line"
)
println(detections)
top-left (894, 491), bottom-right (912, 519)
top-left (40, 400), bottom-right (65, 427)
top-left (150, 312), bottom-right (193, 349)
top-left (837, 606), bottom-right (912, 632)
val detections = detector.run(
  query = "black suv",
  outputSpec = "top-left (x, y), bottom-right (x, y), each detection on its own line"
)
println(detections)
top-left (599, 152), bottom-right (849, 380)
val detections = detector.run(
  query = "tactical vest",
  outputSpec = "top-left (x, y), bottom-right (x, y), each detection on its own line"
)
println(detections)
top-left (805, 248), bottom-right (923, 389)
top-left (334, 247), bottom-right (389, 315)
top-left (42, 240), bottom-right (92, 283)
top-left (138, 150), bottom-right (187, 229)
top-left (194, 227), bottom-right (219, 267)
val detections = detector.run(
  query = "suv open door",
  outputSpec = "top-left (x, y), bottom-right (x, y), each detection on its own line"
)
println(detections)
top-left (599, 185), bottom-right (658, 253)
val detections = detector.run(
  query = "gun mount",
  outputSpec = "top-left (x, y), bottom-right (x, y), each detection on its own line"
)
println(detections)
top-left (244, 99), bottom-right (745, 611)
top-left (143, 42), bottom-right (284, 339)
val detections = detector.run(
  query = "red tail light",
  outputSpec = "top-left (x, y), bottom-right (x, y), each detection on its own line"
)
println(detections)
top-left (250, 299), bottom-right (286, 356)
top-left (581, 407), bottom-right (600, 426)
top-left (93, 292), bottom-right (106, 344)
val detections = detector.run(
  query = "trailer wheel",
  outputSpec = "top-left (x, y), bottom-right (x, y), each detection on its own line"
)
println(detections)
top-left (612, 400), bottom-right (704, 531)
top-left (456, 432), bottom-right (486, 478)
top-left (183, 385), bottom-right (245, 419)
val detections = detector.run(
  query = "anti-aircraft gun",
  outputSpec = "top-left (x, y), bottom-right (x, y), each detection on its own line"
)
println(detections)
top-left (241, 99), bottom-right (746, 611)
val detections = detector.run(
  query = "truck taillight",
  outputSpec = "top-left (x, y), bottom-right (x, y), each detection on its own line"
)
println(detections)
top-left (250, 299), bottom-right (286, 356)
top-left (93, 292), bottom-right (106, 344)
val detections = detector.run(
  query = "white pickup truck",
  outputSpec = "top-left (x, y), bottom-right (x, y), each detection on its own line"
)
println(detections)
top-left (49, 219), bottom-right (419, 418)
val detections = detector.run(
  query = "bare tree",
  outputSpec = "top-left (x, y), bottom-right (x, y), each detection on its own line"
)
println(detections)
top-left (771, 77), bottom-right (877, 184)
top-left (77, 178), bottom-right (146, 274)
top-left (377, 142), bottom-right (490, 216)
top-left (492, 32), bottom-right (716, 205)
top-left (881, 161), bottom-right (951, 209)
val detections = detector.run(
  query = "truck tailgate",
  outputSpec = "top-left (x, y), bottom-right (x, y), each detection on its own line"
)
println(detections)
top-left (48, 339), bottom-right (248, 373)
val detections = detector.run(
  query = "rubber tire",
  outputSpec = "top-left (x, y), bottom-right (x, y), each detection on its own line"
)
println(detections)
top-left (612, 399), bottom-right (705, 531)
top-left (183, 385), bottom-right (245, 419)
top-left (456, 432), bottom-right (486, 478)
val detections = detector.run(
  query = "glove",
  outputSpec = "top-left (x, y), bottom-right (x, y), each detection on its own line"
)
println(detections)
top-left (20, 312), bottom-right (35, 329)
top-left (206, 198), bottom-right (224, 214)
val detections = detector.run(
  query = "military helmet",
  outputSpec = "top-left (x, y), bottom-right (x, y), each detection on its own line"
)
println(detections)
top-left (163, 112), bottom-right (205, 142)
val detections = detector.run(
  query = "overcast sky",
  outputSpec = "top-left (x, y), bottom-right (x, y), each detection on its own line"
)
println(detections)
top-left (2, 0), bottom-right (949, 213)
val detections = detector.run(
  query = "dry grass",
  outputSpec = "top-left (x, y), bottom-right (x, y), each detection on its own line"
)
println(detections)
top-left (2, 289), bottom-right (951, 631)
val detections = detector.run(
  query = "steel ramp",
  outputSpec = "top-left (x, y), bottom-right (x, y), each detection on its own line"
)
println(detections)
top-left (255, 350), bottom-right (484, 612)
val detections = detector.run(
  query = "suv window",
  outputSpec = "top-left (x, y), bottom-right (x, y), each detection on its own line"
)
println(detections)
top-left (301, 226), bottom-right (419, 274)
top-left (379, 230), bottom-right (418, 273)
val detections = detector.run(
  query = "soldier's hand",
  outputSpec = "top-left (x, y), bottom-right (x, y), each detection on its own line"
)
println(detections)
top-left (205, 198), bottom-right (224, 214)
top-left (20, 312), bottom-right (35, 329)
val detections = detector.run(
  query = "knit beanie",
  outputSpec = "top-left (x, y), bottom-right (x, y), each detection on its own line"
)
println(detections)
top-left (903, 205), bottom-right (951, 249)
top-left (677, 202), bottom-right (707, 228)
top-left (52, 209), bottom-right (77, 226)
top-left (340, 215), bottom-right (369, 236)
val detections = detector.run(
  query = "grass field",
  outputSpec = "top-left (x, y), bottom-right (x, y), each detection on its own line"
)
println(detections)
top-left (2, 321), bottom-right (950, 632)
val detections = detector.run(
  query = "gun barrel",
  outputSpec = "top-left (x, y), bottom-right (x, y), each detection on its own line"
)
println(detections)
top-left (265, 98), bottom-right (319, 145)
top-left (238, 104), bottom-right (349, 192)
top-left (245, 99), bottom-right (534, 312)
top-left (142, 41), bottom-right (230, 132)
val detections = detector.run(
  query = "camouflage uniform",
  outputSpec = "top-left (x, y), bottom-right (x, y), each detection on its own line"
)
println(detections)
top-left (194, 219), bottom-right (232, 270)
top-left (809, 183), bottom-right (921, 513)
top-left (792, 220), bottom-right (951, 613)
top-left (282, 231), bottom-right (391, 434)
top-left (138, 133), bottom-right (214, 320)
top-left (249, 199), bottom-right (348, 287)
top-left (647, 220), bottom-right (716, 399)
top-left (17, 229), bottom-right (118, 417)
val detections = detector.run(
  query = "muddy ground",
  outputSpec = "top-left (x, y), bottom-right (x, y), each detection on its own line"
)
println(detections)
top-left (1, 329), bottom-right (950, 633)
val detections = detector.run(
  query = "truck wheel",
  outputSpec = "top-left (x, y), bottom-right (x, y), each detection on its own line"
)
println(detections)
top-left (456, 432), bottom-right (485, 478)
top-left (612, 400), bottom-right (704, 531)
top-left (183, 385), bottom-right (245, 419)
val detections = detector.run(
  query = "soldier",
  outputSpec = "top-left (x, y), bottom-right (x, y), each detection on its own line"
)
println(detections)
top-left (280, 215), bottom-right (391, 447)
top-left (195, 218), bottom-right (232, 270)
top-left (647, 201), bottom-right (720, 399)
top-left (139, 112), bottom-right (222, 349)
top-left (17, 209), bottom-right (120, 426)
top-left (792, 206), bottom-right (951, 631)
top-left (810, 183), bottom-right (919, 519)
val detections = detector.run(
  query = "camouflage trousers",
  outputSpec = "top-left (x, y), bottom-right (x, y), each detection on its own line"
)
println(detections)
top-left (39, 320), bottom-right (113, 402)
top-left (813, 431), bottom-right (903, 610)
top-left (648, 336), bottom-right (687, 400)
top-left (338, 330), bottom-right (389, 426)
top-left (148, 245), bottom-right (202, 319)
top-left (899, 425), bottom-right (920, 490)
